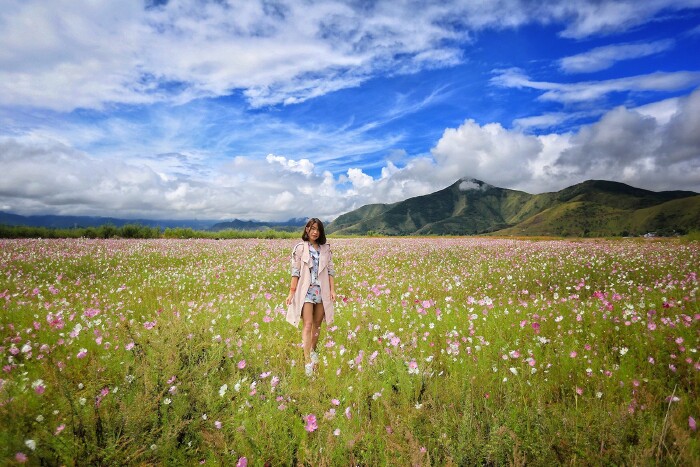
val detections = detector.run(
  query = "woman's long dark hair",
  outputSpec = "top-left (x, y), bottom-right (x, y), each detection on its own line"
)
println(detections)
top-left (301, 218), bottom-right (327, 245)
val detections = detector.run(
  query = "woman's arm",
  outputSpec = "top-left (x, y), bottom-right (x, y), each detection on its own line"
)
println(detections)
top-left (286, 243), bottom-right (303, 306)
top-left (327, 245), bottom-right (336, 301)
top-left (286, 276), bottom-right (299, 306)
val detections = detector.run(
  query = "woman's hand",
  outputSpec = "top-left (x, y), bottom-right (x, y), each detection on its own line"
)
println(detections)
top-left (285, 292), bottom-right (294, 306)
top-left (330, 290), bottom-right (336, 301)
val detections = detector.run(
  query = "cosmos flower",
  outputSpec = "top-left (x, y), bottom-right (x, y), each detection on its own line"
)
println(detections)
top-left (304, 414), bottom-right (318, 432)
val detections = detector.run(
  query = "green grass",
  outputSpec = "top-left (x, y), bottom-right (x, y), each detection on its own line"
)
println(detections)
top-left (0, 237), bottom-right (698, 465)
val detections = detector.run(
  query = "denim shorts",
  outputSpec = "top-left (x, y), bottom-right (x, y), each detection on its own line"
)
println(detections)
top-left (304, 284), bottom-right (322, 304)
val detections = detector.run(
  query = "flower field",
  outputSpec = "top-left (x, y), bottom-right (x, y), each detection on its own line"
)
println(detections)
top-left (1, 237), bottom-right (698, 465)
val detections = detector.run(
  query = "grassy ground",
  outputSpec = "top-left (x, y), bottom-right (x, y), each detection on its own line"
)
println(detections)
top-left (0, 237), bottom-right (698, 465)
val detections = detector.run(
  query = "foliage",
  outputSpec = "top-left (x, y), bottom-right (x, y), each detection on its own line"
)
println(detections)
top-left (0, 238), bottom-right (698, 465)
top-left (0, 224), bottom-right (298, 240)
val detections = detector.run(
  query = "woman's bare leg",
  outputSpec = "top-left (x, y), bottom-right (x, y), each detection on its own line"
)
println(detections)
top-left (301, 302), bottom-right (314, 363)
top-left (311, 302), bottom-right (325, 353)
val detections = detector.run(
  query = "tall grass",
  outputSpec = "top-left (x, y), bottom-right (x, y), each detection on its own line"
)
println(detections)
top-left (0, 238), bottom-right (697, 464)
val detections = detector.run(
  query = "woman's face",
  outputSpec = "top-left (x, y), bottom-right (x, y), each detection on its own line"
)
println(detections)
top-left (306, 223), bottom-right (320, 242)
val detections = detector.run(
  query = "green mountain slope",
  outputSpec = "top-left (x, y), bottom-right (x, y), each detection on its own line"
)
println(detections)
top-left (327, 178), bottom-right (700, 237)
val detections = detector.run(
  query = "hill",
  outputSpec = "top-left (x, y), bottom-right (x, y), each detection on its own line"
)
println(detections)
top-left (0, 212), bottom-right (304, 232)
top-left (209, 218), bottom-right (306, 231)
top-left (0, 212), bottom-right (217, 231)
top-left (327, 178), bottom-right (699, 237)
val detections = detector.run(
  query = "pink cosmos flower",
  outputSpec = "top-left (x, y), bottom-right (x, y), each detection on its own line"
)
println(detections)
top-left (214, 420), bottom-right (222, 429)
top-left (83, 308), bottom-right (100, 318)
top-left (77, 348), bottom-right (87, 359)
top-left (55, 424), bottom-right (65, 435)
top-left (143, 321), bottom-right (156, 330)
top-left (569, 351), bottom-right (577, 358)
top-left (15, 452), bottom-right (28, 463)
top-left (331, 398), bottom-right (340, 406)
top-left (304, 414), bottom-right (318, 432)
top-left (236, 457), bottom-right (248, 467)
top-left (237, 360), bottom-right (246, 369)
top-left (689, 416), bottom-right (697, 431)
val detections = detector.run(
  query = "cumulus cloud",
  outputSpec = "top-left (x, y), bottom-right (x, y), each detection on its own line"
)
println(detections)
top-left (559, 39), bottom-right (675, 73)
top-left (354, 87), bottom-right (700, 197)
top-left (431, 120), bottom-right (546, 190)
top-left (2, 88), bottom-right (699, 221)
top-left (266, 154), bottom-right (315, 176)
top-left (0, 136), bottom-right (343, 220)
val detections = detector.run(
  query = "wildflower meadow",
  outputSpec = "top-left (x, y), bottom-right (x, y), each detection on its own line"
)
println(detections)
top-left (1, 237), bottom-right (698, 465)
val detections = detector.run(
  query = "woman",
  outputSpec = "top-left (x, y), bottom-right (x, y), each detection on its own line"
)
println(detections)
top-left (285, 218), bottom-right (336, 376)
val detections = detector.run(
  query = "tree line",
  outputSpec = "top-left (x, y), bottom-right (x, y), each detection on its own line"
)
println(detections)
top-left (0, 224), bottom-right (298, 239)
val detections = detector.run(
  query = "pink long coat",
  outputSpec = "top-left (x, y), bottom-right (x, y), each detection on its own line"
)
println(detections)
top-left (285, 241), bottom-right (335, 327)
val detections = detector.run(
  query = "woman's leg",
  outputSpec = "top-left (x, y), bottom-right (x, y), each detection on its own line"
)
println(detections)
top-left (310, 302), bottom-right (326, 353)
top-left (301, 302), bottom-right (315, 363)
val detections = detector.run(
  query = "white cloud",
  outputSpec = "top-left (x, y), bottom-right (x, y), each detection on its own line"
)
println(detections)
top-left (459, 179), bottom-right (488, 191)
top-left (550, 88), bottom-right (700, 190)
top-left (2, 0), bottom-right (696, 112)
top-left (633, 97), bottom-right (681, 125)
top-left (559, 39), bottom-right (674, 74)
top-left (358, 87), bottom-right (700, 196)
top-left (347, 168), bottom-right (374, 190)
top-left (2, 88), bottom-right (698, 221)
top-left (431, 120), bottom-right (546, 190)
top-left (492, 68), bottom-right (700, 103)
top-left (266, 154), bottom-right (315, 176)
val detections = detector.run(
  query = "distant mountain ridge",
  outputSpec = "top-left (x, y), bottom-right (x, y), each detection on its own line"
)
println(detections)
top-left (0, 212), bottom-right (305, 232)
top-left (327, 178), bottom-right (700, 237)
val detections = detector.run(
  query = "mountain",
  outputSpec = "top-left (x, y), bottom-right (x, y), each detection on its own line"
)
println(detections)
top-left (327, 178), bottom-right (700, 237)
top-left (0, 212), bottom-right (304, 232)
top-left (209, 218), bottom-right (306, 231)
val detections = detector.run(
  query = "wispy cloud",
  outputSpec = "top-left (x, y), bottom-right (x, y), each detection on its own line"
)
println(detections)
top-left (513, 111), bottom-right (598, 131)
top-left (492, 68), bottom-right (700, 103)
top-left (2, 0), bottom-right (696, 112)
top-left (559, 39), bottom-right (675, 73)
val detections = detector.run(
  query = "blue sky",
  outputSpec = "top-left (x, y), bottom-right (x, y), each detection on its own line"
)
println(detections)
top-left (1, 0), bottom-right (700, 221)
